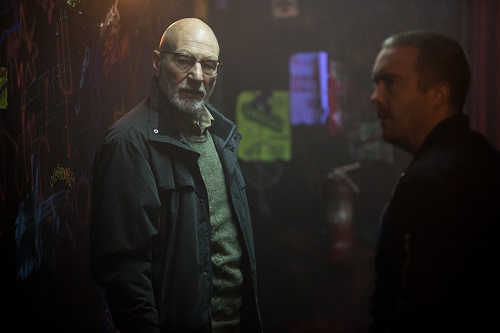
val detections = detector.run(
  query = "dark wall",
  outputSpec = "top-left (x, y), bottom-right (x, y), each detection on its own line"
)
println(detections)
top-left (0, 1), bottom-right (469, 332)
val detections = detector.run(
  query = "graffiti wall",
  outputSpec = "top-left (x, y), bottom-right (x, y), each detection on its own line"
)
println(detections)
top-left (0, 1), bottom-right (149, 331)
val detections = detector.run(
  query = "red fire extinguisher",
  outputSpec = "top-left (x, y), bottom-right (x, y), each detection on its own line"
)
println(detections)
top-left (326, 162), bottom-right (360, 262)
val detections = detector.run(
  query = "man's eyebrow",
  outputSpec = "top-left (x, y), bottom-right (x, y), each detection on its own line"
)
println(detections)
top-left (177, 52), bottom-right (218, 61)
top-left (372, 73), bottom-right (398, 83)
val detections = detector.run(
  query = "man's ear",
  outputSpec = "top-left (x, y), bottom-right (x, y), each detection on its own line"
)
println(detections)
top-left (152, 50), bottom-right (161, 77)
top-left (429, 81), bottom-right (451, 109)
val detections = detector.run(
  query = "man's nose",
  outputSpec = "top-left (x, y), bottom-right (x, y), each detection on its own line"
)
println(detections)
top-left (188, 62), bottom-right (204, 80)
top-left (370, 86), bottom-right (382, 106)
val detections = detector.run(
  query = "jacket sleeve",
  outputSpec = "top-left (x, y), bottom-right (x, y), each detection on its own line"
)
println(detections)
top-left (370, 174), bottom-right (471, 332)
top-left (90, 136), bottom-right (161, 333)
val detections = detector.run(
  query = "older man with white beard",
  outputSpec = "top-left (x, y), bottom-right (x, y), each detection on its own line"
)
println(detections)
top-left (90, 18), bottom-right (263, 333)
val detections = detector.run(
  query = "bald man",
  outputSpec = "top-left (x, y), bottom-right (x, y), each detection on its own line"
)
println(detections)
top-left (90, 18), bottom-right (263, 333)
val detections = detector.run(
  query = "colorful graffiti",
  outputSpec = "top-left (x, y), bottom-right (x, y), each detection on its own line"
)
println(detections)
top-left (0, 1), bottom-right (131, 331)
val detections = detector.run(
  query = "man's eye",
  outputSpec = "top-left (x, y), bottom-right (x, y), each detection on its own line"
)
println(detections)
top-left (383, 78), bottom-right (394, 87)
top-left (202, 61), bottom-right (217, 71)
top-left (177, 56), bottom-right (195, 65)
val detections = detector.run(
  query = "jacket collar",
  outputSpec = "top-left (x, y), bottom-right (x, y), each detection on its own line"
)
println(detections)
top-left (147, 77), bottom-right (237, 147)
top-left (412, 114), bottom-right (470, 162)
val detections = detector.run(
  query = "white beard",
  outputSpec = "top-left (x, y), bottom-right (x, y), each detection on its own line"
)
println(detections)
top-left (160, 76), bottom-right (216, 117)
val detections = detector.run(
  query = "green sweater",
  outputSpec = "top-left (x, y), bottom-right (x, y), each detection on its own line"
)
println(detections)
top-left (185, 130), bottom-right (243, 332)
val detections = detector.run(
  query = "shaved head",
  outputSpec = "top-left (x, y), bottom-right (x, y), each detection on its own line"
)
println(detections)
top-left (159, 18), bottom-right (219, 56)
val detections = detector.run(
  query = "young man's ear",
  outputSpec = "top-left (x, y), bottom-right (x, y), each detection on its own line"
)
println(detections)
top-left (430, 81), bottom-right (451, 110)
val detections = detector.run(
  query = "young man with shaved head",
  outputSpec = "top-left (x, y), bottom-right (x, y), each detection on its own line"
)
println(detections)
top-left (90, 18), bottom-right (262, 333)
top-left (370, 30), bottom-right (500, 333)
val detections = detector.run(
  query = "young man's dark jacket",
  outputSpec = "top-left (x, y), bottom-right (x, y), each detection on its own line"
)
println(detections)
top-left (370, 114), bottom-right (500, 333)
top-left (90, 78), bottom-right (262, 333)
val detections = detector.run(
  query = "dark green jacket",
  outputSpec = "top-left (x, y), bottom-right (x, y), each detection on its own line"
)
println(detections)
top-left (90, 78), bottom-right (262, 333)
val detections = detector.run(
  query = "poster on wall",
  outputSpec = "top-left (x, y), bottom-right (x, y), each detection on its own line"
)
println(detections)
top-left (289, 51), bottom-right (329, 125)
top-left (235, 90), bottom-right (291, 162)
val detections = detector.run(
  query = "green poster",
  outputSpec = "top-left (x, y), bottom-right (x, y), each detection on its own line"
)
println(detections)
top-left (236, 90), bottom-right (291, 161)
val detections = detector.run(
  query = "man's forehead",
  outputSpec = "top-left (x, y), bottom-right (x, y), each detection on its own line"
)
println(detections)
top-left (164, 26), bottom-right (218, 55)
top-left (375, 47), bottom-right (418, 72)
